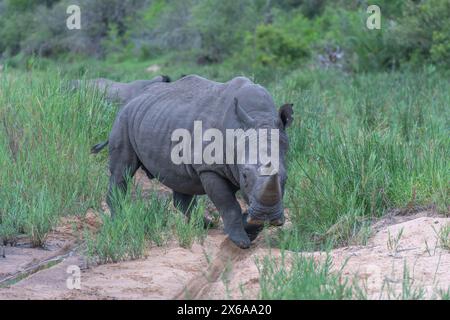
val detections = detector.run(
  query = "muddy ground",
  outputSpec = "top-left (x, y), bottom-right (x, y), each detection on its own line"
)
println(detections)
top-left (1, 171), bottom-right (449, 300)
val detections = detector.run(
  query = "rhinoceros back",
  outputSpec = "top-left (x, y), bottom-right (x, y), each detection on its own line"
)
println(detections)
top-left (115, 75), bottom-right (259, 193)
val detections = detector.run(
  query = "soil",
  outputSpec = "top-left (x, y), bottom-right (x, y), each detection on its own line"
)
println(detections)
top-left (1, 171), bottom-right (448, 300)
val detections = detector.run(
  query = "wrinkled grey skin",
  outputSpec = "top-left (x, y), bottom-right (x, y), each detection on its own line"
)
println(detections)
top-left (93, 75), bottom-right (293, 248)
top-left (71, 75), bottom-right (171, 107)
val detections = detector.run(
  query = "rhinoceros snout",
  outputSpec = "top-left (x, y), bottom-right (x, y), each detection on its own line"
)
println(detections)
top-left (269, 215), bottom-right (285, 226)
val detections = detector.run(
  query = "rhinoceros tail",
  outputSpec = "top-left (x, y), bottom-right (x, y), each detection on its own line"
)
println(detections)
top-left (91, 141), bottom-right (109, 154)
top-left (161, 75), bottom-right (171, 83)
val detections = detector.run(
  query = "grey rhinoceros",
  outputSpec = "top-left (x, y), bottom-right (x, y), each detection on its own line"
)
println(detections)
top-left (92, 75), bottom-right (293, 248)
top-left (71, 75), bottom-right (171, 106)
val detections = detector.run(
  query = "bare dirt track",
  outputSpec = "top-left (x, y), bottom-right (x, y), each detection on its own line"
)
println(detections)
top-left (1, 211), bottom-right (448, 299)
top-left (1, 172), bottom-right (449, 299)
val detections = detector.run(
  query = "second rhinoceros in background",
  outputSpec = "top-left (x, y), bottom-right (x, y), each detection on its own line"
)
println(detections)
top-left (71, 75), bottom-right (171, 107)
top-left (92, 75), bottom-right (294, 249)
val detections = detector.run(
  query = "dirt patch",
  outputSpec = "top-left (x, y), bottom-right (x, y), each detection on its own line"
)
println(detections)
top-left (146, 64), bottom-right (161, 73)
top-left (331, 215), bottom-right (450, 299)
top-left (0, 214), bottom-right (82, 288)
top-left (0, 209), bottom-right (448, 299)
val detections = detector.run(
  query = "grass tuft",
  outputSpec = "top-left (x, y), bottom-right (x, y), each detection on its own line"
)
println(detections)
top-left (258, 253), bottom-right (363, 299)
top-left (85, 183), bottom-right (208, 264)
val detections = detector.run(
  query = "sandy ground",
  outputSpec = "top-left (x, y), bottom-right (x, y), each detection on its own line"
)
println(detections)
top-left (0, 172), bottom-right (448, 300)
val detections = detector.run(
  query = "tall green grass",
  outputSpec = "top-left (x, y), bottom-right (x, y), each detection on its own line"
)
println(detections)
top-left (271, 68), bottom-right (449, 249)
top-left (1, 62), bottom-right (448, 266)
top-left (85, 183), bottom-right (208, 264)
top-left (258, 254), bottom-right (362, 299)
top-left (258, 253), bottom-right (450, 300)
top-left (0, 69), bottom-right (114, 245)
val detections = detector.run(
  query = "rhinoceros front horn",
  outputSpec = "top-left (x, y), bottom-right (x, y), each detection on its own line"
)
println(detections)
top-left (257, 172), bottom-right (282, 206)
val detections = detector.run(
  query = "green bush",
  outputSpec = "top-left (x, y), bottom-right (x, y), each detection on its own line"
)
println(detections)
top-left (394, 0), bottom-right (450, 68)
top-left (101, 23), bottom-right (135, 62)
top-left (247, 24), bottom-right (307, 67)
top-left (0, 11), bottom-right (33, 56)
top-left (430, 29), bottom-right (450, 68)
top-left (314, 7), bottom-right (398, 72)
top-left (190, 0), bottom-right (262, 63)
top-left (1, 0), bottom-right (450, 72)
top-left (237, 10), bottom-right (318, 73)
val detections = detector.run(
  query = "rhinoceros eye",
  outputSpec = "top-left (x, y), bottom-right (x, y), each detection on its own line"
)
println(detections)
top-left (242, 172), bottom-right (250, 189)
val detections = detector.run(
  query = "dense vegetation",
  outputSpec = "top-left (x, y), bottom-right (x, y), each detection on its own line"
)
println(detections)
top-left (0, 0), bottom-right (449, 299)
top-left (1, 64), bottom-right (448, 251)
top-left (1, 0), bottom-right (450, 75)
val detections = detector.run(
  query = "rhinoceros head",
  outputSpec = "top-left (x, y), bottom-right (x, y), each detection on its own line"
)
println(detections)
top-left (234, 98), bottom-right (294, 227)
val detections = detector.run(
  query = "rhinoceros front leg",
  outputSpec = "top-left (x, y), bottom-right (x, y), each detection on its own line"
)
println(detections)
top-left (199, 172), bottom-right (251, 249)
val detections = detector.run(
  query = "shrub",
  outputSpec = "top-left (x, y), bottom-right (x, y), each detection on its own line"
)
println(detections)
top-left (314, 7), bottom-right (398, 72)
top-left (189, 0), bottom-right (262, 63)
top-left (394, 0), bottom-right (450, 68)
top-left (101, 23), bottom-right (135, 62)
top-left (0, 10), bottom-right (33, 57)
top-left (248, 24), bottom-right (307, 67)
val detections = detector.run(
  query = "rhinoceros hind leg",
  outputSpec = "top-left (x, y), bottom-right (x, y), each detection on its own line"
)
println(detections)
top-left (173, 191), bottom-right (213, 228)
top-left (141, 166), bottom-right (154, 180)
top-left (107, 144), bottom-right (141, 218)
top-left (173, 191), bottom-right (196, 217)
top-left (199, 172), bottom-right (250, 249)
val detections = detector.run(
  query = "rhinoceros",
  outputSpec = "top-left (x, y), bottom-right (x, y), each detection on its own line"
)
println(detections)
top-left (71, 75), bottom-right (171, 106)
top-left (92, 75), bottom-right (293, 248)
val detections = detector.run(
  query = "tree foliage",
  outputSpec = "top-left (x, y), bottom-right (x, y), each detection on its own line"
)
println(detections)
top-left (0, 0), bottom-right (449, 71)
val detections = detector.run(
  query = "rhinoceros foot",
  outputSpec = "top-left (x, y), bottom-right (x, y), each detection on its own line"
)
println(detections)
top-left (242, 213), bottom-right (264, 241)
top-left (226, 227), bottom-right (251, 249)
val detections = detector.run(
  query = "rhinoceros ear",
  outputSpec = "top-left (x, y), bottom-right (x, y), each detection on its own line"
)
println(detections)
top-left (234, 98), bottom-right (256, 127)
top-left (279, 103), bottom-right (294, 128)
